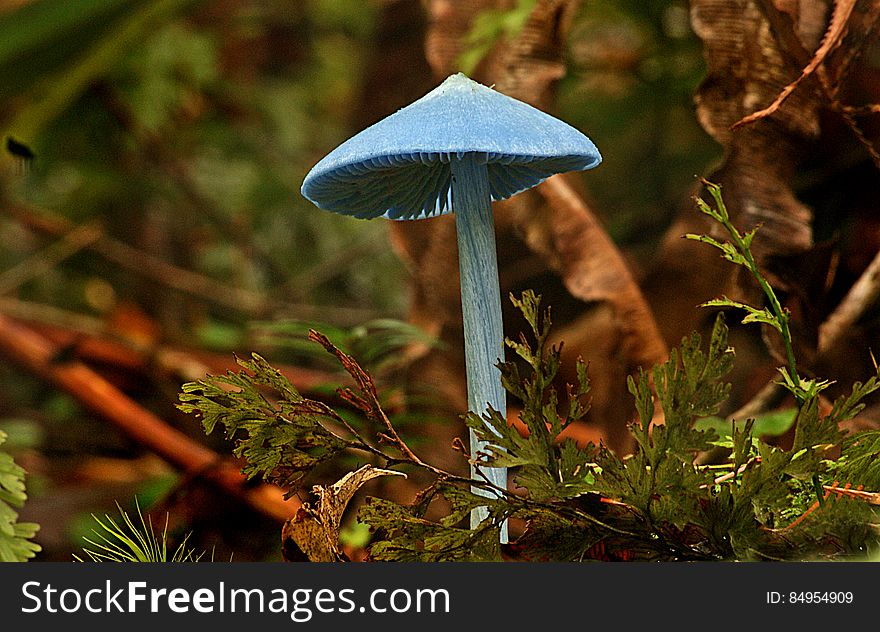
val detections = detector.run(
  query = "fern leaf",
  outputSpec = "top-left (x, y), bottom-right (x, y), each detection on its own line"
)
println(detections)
top-left (0, 430), bottom-right (40, 561)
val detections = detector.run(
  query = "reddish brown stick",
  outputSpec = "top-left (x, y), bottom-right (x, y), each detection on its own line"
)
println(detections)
top-left (0, 313), bottom-right (298, 522)
top-left (17, 316), bottom-right (337, 390)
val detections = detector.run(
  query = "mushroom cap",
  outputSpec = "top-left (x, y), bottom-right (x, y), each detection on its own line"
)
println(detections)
top-left (301, 73), bottom-right (601, 220)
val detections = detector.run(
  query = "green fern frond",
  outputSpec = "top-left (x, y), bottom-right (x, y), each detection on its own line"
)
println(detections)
top-left (0, 430), bottom-right (40, 562)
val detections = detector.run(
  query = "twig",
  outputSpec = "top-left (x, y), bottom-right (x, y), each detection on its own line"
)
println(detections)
top-left (0, 297), bottom-right (106, 336)
top-left (5, 202), bottom-right (381, 324)
top-left (834, 105), bottom-right (880, 170)
top-left (0, 221), bottom-right (103, 295)
top-left (3, 202), bottom-right (267, 311)
top-left (89, 227), bottom-right (271, 314)
top-left (307, 328), bottom-right (475, 485)
top-left (822, 483), bottom-right (879, 505)
top-left (0, 299), bottom-right (339, 389)
top-left (287, 232), bottom-right (391, 297)
top-left (819, 246), bottom-right (880, 354)
top-left (728, 380), bottom-right (789, 423)
top-left (749, 0), bottom-right (880, 168)
top-left (840, 103), bottom-right (880, 115)
top-left (780, 481), bottom-right (867, 531)
top-left (0, 312), bottom-right (298, 522)
top-left (724, 243), bottom-right (880, 425)
top-left (699, 456), bottom-right (761, 487)
top-left (732, 0), bottom-right (856, 130)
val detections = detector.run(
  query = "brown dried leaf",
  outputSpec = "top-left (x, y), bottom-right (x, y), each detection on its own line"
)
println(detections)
top-left (532, 176), bottom-right (668, 371)
top-left (692, 0), bottom-right (827, 142)
top-left (281, 465), bottom-right (406, 562)
top-left (690, 0), bottom-right (827, 267)
top-left (825, 0), bottom-right (880, 91)
top-left (491, 0), bottom-right (580, 110)
top-left (733, 0), bottom-right (857, 130)
top-left (489, 0), bottom-right (668, 376)
top-left (691, 0), bottom-right (880, 267)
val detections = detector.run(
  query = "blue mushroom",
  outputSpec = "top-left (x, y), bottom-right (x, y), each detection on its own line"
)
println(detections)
top-left (301, 73), bottom-right (601, 543)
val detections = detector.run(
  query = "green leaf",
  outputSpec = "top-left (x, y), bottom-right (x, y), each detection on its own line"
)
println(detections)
top-left (695, 408), bottom-right (797, 439)
top-left (172, 280), bottom-right (880, 561)
top-left (786, 398), bottom-right (841, 481)
top-left (360, 484), bottom-right (502, 562)
top-left (591, 314), bottom-right (732, 528)
top-left (511, 507), bottom-right (606, 562)
top-left (828, 373), bottom-right (880, 425)
top-left (456, 0), bottom-right (537, 74)
top-left (0, 431), bottom-right (41, 561)
top-left (652, 313), bottom-right (733, 440)
top-left (740, 309), bottom-right (783, 331)
top-left (178, 353), bottom-right (352, 494)
top-left (835, 430), bottom-right (880, 490)
top-left (684, 234), bottom-right (747, 265)
top-left (701, 297), bottom-right (782, 332)
top-left (467, 291), bottom-right (597, 502)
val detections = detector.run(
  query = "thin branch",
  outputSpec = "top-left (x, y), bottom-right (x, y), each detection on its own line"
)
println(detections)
top-left (822, 483), bottom-right (879, 505)
top-left (732, 0), bottom-right (857, 130)
top-left (819, 246), bottom-right (880, 355)
top-left (0, 220), bottom-right (102, 295)
top-left (780, 480), bottom-right (849, 531)
top-left (307, 328), bottom-right (474, 484)
top-left (833, 105), bottom-right (880, 170)
top-left (3, 202), bottom-right (266, 311)
top-left (5, 202), bottom-right (381, 324)
top-left (699, 456), bottom-right (761, 487)
top-left (726, 243), bottom-right (880, 426)
top-left (749, 0), bottom-right (880, 168)
top-left (0, 299), bottom-right (339, 390)
top-left (840, 103), bottom-right (880, 115)
top-left (0, 312), bottom-right (298, 522)
top-left (728, 379), bottom-right (789, 422)
top-left (0, 297), bottom-right (106, 336)
top-left (287, 231), bottom-right (391, 297)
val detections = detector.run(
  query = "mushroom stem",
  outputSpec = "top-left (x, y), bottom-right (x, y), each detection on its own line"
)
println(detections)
top-left (450, 152), bottom-right (509, 544)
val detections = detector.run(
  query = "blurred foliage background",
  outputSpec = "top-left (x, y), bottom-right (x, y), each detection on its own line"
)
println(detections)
top-left (5, 0), bottom-right (842, 561)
